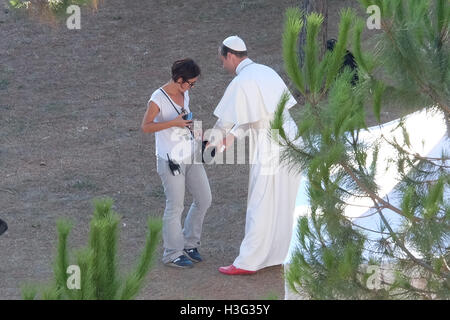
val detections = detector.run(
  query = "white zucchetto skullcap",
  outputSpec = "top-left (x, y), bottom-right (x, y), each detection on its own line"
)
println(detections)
top-left (222, 35), bottom-right (247, 52)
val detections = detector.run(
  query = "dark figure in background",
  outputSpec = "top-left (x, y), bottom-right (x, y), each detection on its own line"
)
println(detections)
top-left (0, 219), bottom-right (7, 236)
top-left (326, 38), bottom-right (359, 86)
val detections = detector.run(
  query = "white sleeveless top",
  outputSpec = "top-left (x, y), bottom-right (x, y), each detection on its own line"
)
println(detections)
top-left (148, 88), bottom-right (195, 163)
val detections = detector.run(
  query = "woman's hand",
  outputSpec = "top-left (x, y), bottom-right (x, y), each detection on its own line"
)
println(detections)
top-left (171, 114), bottom-right (193, 128)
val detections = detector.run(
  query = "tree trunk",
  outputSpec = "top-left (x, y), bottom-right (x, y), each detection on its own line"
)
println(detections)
top-left (298, 0), bottom-right (328, 66)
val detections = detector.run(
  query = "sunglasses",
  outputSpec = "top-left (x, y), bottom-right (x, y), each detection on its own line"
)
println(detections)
top-left (185, 79), bottom-right (196, 88)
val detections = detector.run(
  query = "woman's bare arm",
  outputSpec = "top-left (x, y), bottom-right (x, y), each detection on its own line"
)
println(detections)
top-left (141, 101), bottom-right (192, 133)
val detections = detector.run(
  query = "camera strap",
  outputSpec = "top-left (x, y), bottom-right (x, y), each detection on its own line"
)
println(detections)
top-left (159, 88), bottom-right (194, 139)
top-left (160, 88), bottom-right (183, 115)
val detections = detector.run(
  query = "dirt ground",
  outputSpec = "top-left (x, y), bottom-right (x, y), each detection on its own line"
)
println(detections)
top-left (0, 0), bottom-right (394, 300)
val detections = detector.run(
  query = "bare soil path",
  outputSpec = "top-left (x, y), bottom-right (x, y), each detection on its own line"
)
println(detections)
top-left (0, 0), bottom-right (380, 300)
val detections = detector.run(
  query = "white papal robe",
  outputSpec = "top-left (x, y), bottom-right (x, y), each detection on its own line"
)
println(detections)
top-left (213, 58), bottom-right (302, 271)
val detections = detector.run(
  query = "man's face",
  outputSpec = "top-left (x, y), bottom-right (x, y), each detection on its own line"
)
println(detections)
top-left (219, 51), bottom-right (235, 75)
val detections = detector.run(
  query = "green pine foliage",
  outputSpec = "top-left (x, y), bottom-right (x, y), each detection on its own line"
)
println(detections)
top-left (9, 0), bottom-right (100, 20)
top-left (22, 197), bottom-right (162, 300)
top-left (359, 0), bottom-right (450, 115)
top-left (277, 0), bottom-right (449, 299)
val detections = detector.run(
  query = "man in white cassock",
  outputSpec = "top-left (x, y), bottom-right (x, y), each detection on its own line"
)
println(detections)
top-left (211, 35), bottom-right (302, 275)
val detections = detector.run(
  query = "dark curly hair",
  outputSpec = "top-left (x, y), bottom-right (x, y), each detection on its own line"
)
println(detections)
top-left (171, 58), bottom-right (201, 83)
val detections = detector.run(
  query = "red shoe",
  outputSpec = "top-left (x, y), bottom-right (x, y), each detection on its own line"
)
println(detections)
top-left (218, 264), bottom-right (256, 275)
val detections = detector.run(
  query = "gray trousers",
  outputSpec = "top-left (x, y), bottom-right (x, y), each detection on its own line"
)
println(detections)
top-left (157, 157), bottom-right (212, 263)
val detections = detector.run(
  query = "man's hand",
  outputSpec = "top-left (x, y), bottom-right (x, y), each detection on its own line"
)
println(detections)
top-left (192, 120), bottom-right (203, 140)
top-left (217, 133), bottom-right (235, 153)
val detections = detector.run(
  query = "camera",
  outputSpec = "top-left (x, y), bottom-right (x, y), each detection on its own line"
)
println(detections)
top-left (182, 112), bottom-right (193, 121)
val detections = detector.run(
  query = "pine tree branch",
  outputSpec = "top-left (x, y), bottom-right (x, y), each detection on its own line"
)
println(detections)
top-left (380, 134), bottom-right (450, 169)
top-left (348, 133), bottom-right (373, 178)
top-left (311, 212), bottom-right (328, 249)
top-left (380, 20), bottom-right (450, 115)
top-left (374, 203), bottom-right (450, 280)
top-left (339, 199), bottom-right (377, 209)
top-left (346, 219), bottom-right (392, 236)
top-left (278, 131), bottom-right (314, 164)
top-left (340, 162), bottom-right (422, 223)
top-left (358, 210), bottom-right (385, 219)
top-left (337, 185), bottom-right (376, 199)
top-left (361, 245), bottom-right (390, 257)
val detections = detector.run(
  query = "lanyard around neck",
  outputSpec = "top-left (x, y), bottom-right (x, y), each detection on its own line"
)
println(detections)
top-left (159, 88), bottom-right (193, 138)
top-left (160, 88), bottom-right (184, 115)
